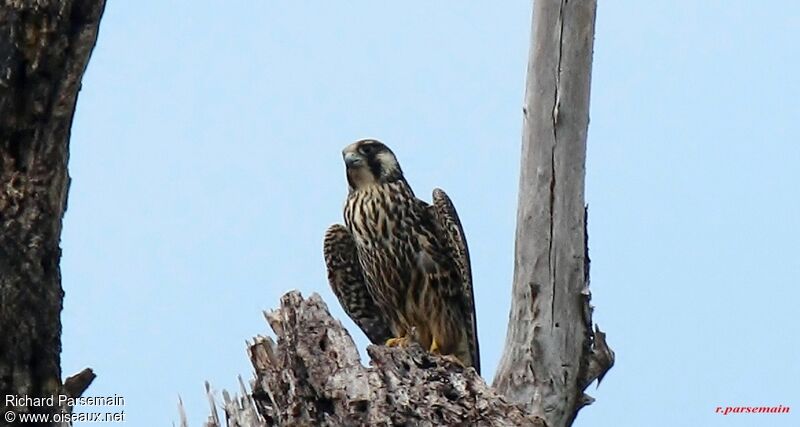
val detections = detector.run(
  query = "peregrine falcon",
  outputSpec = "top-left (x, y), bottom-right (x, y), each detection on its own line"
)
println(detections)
top-left (323, 139), bottom-right (480, 374)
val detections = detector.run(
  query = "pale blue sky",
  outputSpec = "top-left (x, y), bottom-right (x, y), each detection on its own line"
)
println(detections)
top-left (62, 1), bottom-right (799, 426)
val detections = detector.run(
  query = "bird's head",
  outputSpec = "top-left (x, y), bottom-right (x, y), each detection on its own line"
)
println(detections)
top-left (342, 139), bottom-right (404, 190)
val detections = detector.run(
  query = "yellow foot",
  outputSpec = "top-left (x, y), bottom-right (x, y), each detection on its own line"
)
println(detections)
top-left (430, 339), bottom-right (440, 354)
top-left (385, 336), bottom-right (410, 347)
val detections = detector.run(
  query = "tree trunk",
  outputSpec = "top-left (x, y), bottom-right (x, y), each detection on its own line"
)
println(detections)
top-left (492, 1), bottom-right (613, 426)
top-left (0, 0), bottom-right (105, 424)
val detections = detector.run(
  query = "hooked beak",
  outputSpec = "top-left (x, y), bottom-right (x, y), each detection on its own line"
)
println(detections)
top-left (343, 152), bottom-right (363, 168)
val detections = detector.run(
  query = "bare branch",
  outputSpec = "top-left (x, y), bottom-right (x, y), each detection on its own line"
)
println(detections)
top-left (492, 1), bottom-right (613, 426)
top-left (63, 368), bottom-right (96, 399)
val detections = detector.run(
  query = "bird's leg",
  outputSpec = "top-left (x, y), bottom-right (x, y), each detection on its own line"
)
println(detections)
top-left (430, 339), bottom-right (440, 354)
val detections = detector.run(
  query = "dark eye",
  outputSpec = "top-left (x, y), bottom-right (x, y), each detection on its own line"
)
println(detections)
top-left (360, 144), bottom-right (377, 156)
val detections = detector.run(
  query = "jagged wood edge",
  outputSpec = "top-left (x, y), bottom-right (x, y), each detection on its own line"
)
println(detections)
top-left (201, 291), bottom-right (544, 427)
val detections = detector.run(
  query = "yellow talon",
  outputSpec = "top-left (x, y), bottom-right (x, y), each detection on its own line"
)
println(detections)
top-left (385, 336), bottom-right (409, 347)
top-left (430, 339), bottom-right (440, 354)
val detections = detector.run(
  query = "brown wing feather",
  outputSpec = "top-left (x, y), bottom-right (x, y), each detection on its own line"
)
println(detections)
top-left (430, 188), bottom-right (480, 375)
top-left (323, 224), bottom-right (393, 344)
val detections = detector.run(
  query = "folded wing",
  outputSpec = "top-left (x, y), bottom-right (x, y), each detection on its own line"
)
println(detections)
top-left (430, 189), bottom-right (480, 375)
top-left (323, 224), bottom-right (393, 344)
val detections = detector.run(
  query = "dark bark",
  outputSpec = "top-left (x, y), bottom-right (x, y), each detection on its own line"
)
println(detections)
top-left (0, 0), bottom-right (105, 424)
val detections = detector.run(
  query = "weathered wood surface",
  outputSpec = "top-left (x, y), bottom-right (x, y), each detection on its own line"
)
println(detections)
top-left (492, 1), bottom-right (613, 426)
top-left (198, 291), bottom-right (545, 427)
top-left (0, 0), bottom-right (105, 424)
